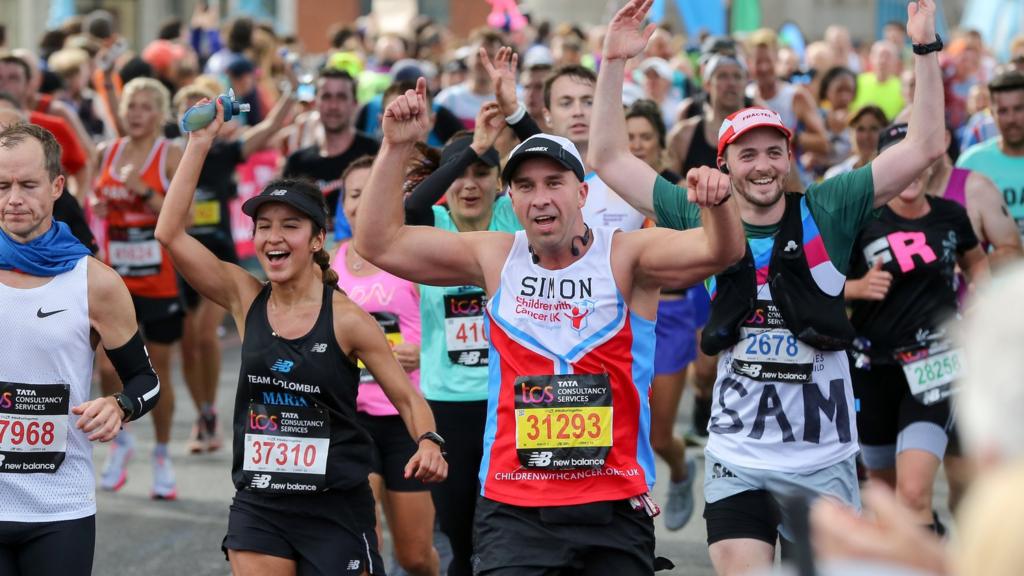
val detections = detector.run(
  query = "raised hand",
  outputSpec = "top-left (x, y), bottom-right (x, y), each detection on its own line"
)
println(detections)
top-left (685, 165), bottom-right (732, 208)
top-left (603, 0), bottom-right (657, 61)
top-left (382, 77), bottom-right (431, 145)
top-left (479, 46), bottom-right (519, 116)
top-left (906, 0), bottom-right (936, 45)
top-left (472, 102), bottom-right (507, 154)
top-left (186, 97), bottom-right (227, 147)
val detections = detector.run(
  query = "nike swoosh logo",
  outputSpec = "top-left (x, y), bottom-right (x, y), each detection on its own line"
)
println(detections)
top-left (37, 308), bottom-right (67, 318)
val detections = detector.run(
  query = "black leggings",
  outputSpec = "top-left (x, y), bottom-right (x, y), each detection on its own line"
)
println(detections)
top-left (428, 399), bottom-right (487, 576)
top-left (0, 515), bottom-right (95, 576)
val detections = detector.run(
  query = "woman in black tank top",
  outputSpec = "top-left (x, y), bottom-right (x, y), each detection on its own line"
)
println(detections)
top-left (155, 110), bottom-right (446, 575)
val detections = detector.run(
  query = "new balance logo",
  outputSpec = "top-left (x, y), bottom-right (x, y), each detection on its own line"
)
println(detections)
top-left (36, 308), bottom-right (66, 318)
top-left (783, 240), bottom-right (798, 252)
top-left (310, 343), bottom-right (328, 353)
top-left (270, 359), bottom-right (295, 373)
top-left (346, 560), bottom-right (361, 570)
top-left (457, 351), bottom-right (481, 365)
top-left (270, 189), bottom-right (288, 196)
top-left (735, 363), bottom-right (762, 378)
top-left (250, 474), bottom-right (271, 489)
top-left (0, 455), bottom-right (5, 465)
top-left (527, 451), bottom-right (552, 467)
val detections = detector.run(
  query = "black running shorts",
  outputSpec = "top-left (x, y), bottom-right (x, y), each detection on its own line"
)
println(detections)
top-left (471, 496), bottom-right (655, 575)
top-left (222, 485), bottom-right (385, 575)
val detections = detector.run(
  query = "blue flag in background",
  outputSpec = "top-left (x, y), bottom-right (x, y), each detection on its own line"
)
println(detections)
top-left (675, 0), bottom-right (727, 38)
top-left (877, 0), bottom-right (949, 42)
top-left (962, 0), bottom-right (1023, 62)
top-left (47, 0), bottom-right (76, 31)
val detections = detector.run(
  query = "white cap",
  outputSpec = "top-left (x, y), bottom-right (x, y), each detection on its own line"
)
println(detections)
top-left (638, 57), bottom-right (674, 81)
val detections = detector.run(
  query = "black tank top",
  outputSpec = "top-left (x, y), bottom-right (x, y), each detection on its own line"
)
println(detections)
top-left (682, 116), bottom-right (719, 173)
top-left (231, 282), bottom-right (371, 497)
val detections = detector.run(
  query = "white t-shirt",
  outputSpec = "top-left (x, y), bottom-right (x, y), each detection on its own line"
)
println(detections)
top-left (582, 172), bottom-right (647, 232)
top-left (434, 84), bottom-right (492, 129)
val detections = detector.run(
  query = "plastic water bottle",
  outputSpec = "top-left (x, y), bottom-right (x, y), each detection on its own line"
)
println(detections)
top-left (179, 89), bottom-right (251, 133)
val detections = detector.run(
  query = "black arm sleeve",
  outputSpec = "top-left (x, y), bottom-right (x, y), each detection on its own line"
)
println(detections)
top-left (105, 331), bottom-right (160, 421)
top-left (403, 146), bottom-right (482, 226)
top-left (509, 111), bottom-right (542, 142)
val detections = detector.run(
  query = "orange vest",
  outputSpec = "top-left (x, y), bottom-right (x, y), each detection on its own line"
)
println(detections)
top-left (94, 138), bottom-right (178, 299)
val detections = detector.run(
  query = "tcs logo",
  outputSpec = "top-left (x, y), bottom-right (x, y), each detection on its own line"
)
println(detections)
top-left (519, 383), bottom-right (554, 404)
top-left (449, 297), bottom-right (482, 316)
top-left (745, 307), bottom-right (767, 326)
top-left (0, 392), bottom-right (11, 410)
top-left (249, 411), bottom-right (279, 432)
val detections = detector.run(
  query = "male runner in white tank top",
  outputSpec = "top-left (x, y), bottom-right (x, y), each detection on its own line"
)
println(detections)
top-left (0, 124), bottom-right (160, 576)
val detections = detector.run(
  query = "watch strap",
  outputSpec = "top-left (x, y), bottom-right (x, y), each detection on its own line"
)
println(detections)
top-left (912, 34), bottom-right (943, 55)
top-left (113, 392), bottom-right (135, 421)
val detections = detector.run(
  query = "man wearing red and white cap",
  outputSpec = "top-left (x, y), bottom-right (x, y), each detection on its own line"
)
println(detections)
top-left (590, 1), bottom-right (947, 574)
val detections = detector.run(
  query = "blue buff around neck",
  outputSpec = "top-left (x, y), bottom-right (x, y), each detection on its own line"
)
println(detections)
top-left (0, 219), bottom-right (92, 276)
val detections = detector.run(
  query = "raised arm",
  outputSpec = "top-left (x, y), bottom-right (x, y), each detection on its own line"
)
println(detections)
top-left (635, 165), bottom-right (745, 287)
top-left (588, 0), bottom-right (660, 219)
top-left (871, 0), bottom-right (946, 207)
top-left (480, 46), bottom-right (542, 142)
top-left (404, 101), bottom-right (506, 225)
top-left (355, 78), bottom-right (501, 288)
top-left (240, 86), bottom-right (297, 158)
top-left (793, 86), bottom-right (831, 155)
top-left (154, 99), bottom-right (261, 317)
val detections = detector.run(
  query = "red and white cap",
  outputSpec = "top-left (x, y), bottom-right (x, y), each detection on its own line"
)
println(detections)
top-left (716, 107), bottom-right (793, 161)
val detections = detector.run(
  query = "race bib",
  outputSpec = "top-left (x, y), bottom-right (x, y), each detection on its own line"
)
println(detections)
top-left (359, 312), bottom-right (404, 383)
top-left (192, 199), bottom-right (221, 227)
top-left (514, 374), bottom-right (612, 470)
top-left (896, 345), bottom-right (963, 406)
top-left (731, 300), bottom-right (814, 383)
top-left (108, 226), bottom-right (161, 277)
top-left (242, 403), bottom-right (330, 493)
top-left (0, 382), bottom-right (69, 474)
top-left (444, 291), bottom-right (488, 367)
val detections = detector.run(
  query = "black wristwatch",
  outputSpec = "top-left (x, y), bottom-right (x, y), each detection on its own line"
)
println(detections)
top-left (912, 34), bottom-right (943, 55)
top-left (112, 392), bottom-right (135, 422)
top-left (418, 431), bottom-right (446, 453)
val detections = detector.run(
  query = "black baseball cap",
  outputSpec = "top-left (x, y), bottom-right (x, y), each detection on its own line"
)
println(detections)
top-left (501, 134), bottom-right (586, 183)
top-left (877, 122), bottom-right (908, 153)
top-left (441, 134), bottom-right (500, 168)
top-left (241, 182), bottom-right (327, 230)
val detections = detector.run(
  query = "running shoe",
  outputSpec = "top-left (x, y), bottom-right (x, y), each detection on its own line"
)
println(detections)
top-left (99, 430), bottom-right (134, 491)
top-left (151, 453), bottom-right (178, 500)
top-left (187, 415), bottom-right (209, 454)
top-left (202, 409), bottom-right (223, 452)
top-left (664, 458), bottom-right (697, 531)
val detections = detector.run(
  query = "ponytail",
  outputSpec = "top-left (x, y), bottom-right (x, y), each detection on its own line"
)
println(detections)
top-left (313, 248), bottom-right (339, 289)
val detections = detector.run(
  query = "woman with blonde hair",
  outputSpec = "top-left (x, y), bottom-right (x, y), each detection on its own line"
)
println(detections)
top-left (91, 76), bottom-right (184, 499)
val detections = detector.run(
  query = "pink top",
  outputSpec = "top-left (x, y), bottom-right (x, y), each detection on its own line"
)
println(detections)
top-left (333, 241), bottom-right (422, 416)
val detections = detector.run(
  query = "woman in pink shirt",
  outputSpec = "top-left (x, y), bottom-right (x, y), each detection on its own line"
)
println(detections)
top-left (332, 156), bottom-right (438, 576)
